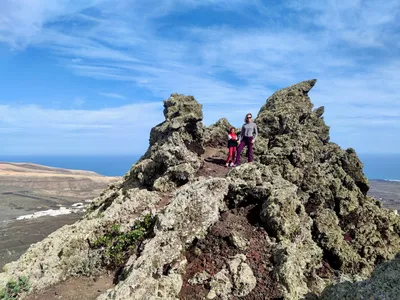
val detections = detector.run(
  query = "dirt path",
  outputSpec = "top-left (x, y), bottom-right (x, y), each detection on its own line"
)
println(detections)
top-left (25, 273), bottom-right (114, 300)
top-left (197, 146), bottom-right (252, 178)
top-left (197, 147), bottom-right (231, 178)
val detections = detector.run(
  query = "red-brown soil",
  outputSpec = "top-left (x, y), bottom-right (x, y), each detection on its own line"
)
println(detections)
top-left (197, 146), bottom-right (252, 178)
top-left (180, 205), bottom-right (283, 300)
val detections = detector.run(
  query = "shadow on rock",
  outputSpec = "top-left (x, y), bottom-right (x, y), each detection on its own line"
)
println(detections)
top-left (204, 157), bottom-right (226, 166)
top-left (320, 254), bottom-right (400, 300)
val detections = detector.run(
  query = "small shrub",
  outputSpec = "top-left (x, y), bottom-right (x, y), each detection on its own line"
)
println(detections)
top-left (0, 276), bottom-right (30, 299)
top-left (91, 214), bottom-right (155, 267)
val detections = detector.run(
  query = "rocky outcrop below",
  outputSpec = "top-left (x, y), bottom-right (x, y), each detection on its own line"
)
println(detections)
top-left (1, 80), bottom-right (400, 300)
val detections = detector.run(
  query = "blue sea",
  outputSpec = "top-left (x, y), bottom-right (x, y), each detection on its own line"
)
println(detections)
top-left (0, 155), bottom-right (141, 176)
top-left (358, 154), bottom-right (400, 181)
top-left (0, 153), bottom-right (399, 180)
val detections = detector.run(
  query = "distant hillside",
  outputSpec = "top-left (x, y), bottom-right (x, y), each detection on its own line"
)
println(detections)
top-left (369, 179), bottom-right (400, 211)
top-left (0, 161), bottom-right (99, 175)
top-left (0, 162), bottom-right (121, 270)
top-left (0, 162), bottom-right (120, 222)
top-left (0, 162), bottom-right (119, 194)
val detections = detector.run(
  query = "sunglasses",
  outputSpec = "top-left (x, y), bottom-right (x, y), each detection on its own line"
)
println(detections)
top-left (246, 116), bottom-right (252, 119)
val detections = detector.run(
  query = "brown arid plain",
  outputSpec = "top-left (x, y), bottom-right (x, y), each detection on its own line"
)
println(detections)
top-left (0, 162), bottom-right (119, 268)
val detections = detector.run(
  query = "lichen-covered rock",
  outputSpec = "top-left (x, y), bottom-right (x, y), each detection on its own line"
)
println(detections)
top-left (313, 209), bottom-right (366, 274)
top-left (320, 254), bottom-right (400, 300)
top-left (151, 94), bottom-right (204, 150)
top-left (98, 178), bottom-right (230, 300)
top-left (228, 254), bottom-right (257, 297)
top-left (227, 163), bottom-right (323, 299)
top-left (221, 80), bottom-right (400, 297)
top-left (0, 184), bottom-right (161, 292)
top-left (188, 270), bottom-right (211, 285)
top-left (201, 253), bottom-right (257, 299)
top-left (204, 118), bottom-right (233, 147)
top-left (124, 94), bottom-right (205, 192)
top-left (207, 269), bottom-right (233, 300)
top-left (230, 232), bottom-right (250, 251)
top-left (250, 79), bottom-right (400, 293)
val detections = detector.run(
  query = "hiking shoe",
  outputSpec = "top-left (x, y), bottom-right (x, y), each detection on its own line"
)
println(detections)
top-left (230, 162), bottom-right (235, 167)
top-left (225, 162), bottom-right (229, 167)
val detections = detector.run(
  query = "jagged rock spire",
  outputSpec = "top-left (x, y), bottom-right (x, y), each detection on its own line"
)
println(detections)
top-left (124, 93), bottom-right (205, 192)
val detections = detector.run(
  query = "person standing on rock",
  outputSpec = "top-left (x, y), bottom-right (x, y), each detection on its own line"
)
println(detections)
top-left (225, 127), bottom-right (238, 167)
top-left (234, 113), bottom-right (258, 166)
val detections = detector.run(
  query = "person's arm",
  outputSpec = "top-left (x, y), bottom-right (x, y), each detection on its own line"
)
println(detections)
top-left (228, 134), bottom-right (232, 140)
top-left (252, 123), bottom-right (258, 143)
top-left (240, 125), bottom-right (245, 140)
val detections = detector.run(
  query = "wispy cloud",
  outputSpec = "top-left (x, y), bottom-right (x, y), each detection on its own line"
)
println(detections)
top-left (98, 92), bottom-right (126, 100)
top-left (0, 0), bottom-right (108, 49)
top-left (0, 102), bottom-right (163, 155)
top-left (0, 0), bottom-right (399, 154)
top-left (286, 0), bottom-right (400, 48)
top-left (72, 97), bottom-right (85, 107)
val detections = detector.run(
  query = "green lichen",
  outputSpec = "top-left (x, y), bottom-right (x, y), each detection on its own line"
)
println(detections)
top-left (0, 276), bottom-right (30, 299)
top-left (91, 214), bottom-right (155, 267)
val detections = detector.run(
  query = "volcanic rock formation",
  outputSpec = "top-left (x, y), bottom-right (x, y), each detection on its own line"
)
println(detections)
top-left (1, 80), bottom-right (400, 300)
top-left (204, 118), bottom-right (233, 148)
top-left (123, 93), bottom-right (205, 192)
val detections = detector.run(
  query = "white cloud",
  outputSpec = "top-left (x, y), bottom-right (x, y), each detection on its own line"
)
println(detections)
top-left (286, 0), bottom-right (400, 48)
top-left (0, 0), bottom-right (107, 48)
top-left (0, 102), bottom-right (163, 155)
top-left (98, 92), bottom-right (126, 100)
top-left (0, 0), bottom-right (399, 154)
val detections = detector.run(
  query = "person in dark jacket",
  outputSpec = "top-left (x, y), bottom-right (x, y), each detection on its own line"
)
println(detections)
top-left (225, 127), bottom-right (238, 167)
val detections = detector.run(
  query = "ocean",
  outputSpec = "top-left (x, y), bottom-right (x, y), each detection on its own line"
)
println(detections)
top-left (0, 153), bottom-right (399, 180)
top-left (0, 155), bottom-right (141, 177)
top-left (358, 154), bottom-right (400, 181)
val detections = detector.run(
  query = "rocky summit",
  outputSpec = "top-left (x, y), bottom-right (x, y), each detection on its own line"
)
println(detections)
top-left (1, 80), bottom-right (400, 300)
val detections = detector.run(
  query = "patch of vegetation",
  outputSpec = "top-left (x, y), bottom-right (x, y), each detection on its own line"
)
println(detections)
top-left (91, 214), bottom-right (155, 267)
top-left (0, 276), bottom-right (30, 299)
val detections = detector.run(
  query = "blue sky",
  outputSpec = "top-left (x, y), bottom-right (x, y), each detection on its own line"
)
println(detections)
top-left (0, 0), bottom-right (399, 155)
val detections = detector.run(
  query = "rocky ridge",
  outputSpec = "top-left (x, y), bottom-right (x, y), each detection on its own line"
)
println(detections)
top-left (1, 80), bottom-right (400, 299)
